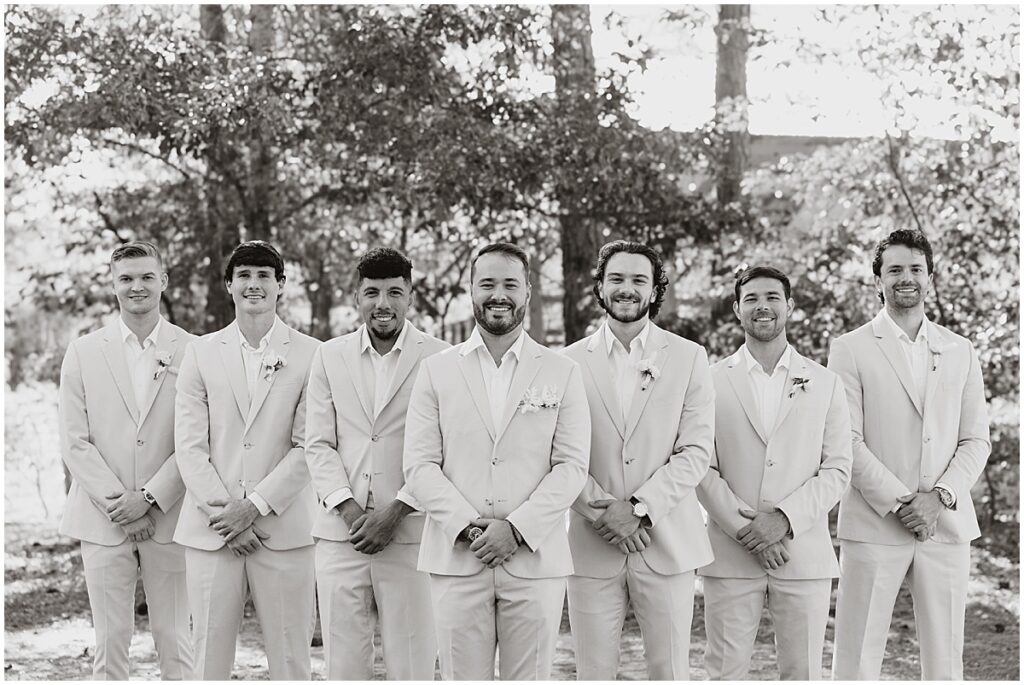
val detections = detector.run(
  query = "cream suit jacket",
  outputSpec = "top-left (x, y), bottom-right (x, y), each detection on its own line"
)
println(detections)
top-left (563, 324), bottom-right (716, 578)
top-left (305, 321), bottom-right (450, 542)
top-left (173, 321), bottom-right (319, 551)
top-left (403, 333), bottom-right (591, 578)
top-left (59, 320), bottom-right (193, 545)
top-left (827, 312), bottom-right (990, 545)
top-left (698, 347), bottom-right (853, 579)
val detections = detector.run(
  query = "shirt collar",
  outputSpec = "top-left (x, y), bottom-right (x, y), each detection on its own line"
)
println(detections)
top-left (881, 307), bottom-right (929, 344)
top-left (742, 343), bottom-right (792, 376)
top-left (360, 320), bottom-right (409, 357)
top-left (461, 326), bottom-right (527, 365)
top-left (236, 316), bottom-right (280, 352)
top-left (602, 319), bottom-right (651, 356)
top-left (119, 316), bottom-right (162, 349)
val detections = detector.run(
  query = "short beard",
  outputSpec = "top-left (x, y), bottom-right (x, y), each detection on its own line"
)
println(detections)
top-left (474, 300), bottom-right (526, 336)
top-left (742, 319), bottom-right (785, 343)
top-left (602, 294), bottom-right (650, 324)
top-left (369, 321), bottom-right (399, 341)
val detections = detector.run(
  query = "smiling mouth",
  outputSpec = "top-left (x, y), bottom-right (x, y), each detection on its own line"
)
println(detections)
top-left (486, 304), bottom-right (512, 313)
top-left (372, 312), bottom-right (395, 322)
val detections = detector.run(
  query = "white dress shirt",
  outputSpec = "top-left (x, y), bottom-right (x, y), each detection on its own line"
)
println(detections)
top-left (741, 343), bottom-right (792, 437)
top-left (602, 320), bottom-right (651, 423)
top-left (880, 309), bottom-right (955, 509)
top-left (362, 321), bottom-right (409, 418)
top-left (461, 326), bottom-right (527, 428)
top-left (119, 316), bottom-right (162, 414)
top-left (234, 316), bottom-right (283, 516)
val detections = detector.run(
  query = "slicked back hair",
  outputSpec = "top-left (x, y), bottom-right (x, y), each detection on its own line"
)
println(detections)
top-left (110, 241), bottom-right (163, 269)
top-left (470, 242), bottom-right (530, 283)
top-left (872, 229), bottom-right (934, 277)
top-left (592, 240), bottom-right (669, 319)
top-left (224, 240), bottom-right (285, 283)
top-left (734, 265), bottom-right (792, 302)
top-left (357, 247), bottom-right (413, 284)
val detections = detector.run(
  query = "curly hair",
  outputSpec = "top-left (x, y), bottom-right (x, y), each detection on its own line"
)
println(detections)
top-left (357, 247), bottom-right (413, 283)
top-left (591, 240), bottom-right (669, 320)
top-left (871, 229), bottom-right (934, 277)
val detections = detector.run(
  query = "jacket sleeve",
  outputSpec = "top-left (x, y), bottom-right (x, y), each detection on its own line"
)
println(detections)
top-left (506, 363), bottom-right (592, 551)
top-left (696, 444), bottom-right (755, 539)
top-left (775, 373), bottom-right (853, 538)
top-left (631, 346), bottom-right (714, 527)
top-left (252, 355), bottom-right (313, 513)
top-left (827, 337), bottom-right (910, 517)
top-left (303, 346), bottom-right (354, 506)
top-left (935, 342), bottom-right (991, 504)
top-left (174, 342), bottom-right (232, 517)
top-left (58, 342), bottom-right (127, 509)
top-left (403, 361), bottom-right (481, 546)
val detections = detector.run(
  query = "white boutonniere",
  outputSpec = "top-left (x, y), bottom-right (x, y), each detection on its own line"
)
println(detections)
top-left (789, 376), bottom-right (810, 398)
top-left (519, 385), bottom-right (560, 414)
top-left (637, 359), bottom-right (661, 391)
top-left (153, 351), bottom-right (176, 380)
top-left (262, 351), bottom-right (287, 381)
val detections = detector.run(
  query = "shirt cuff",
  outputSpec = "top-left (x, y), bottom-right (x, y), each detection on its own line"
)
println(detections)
top-left (892, 491), bottom-right (915, 514)
top-left (934, 482), bottom-right (957, 508)
top-left (323, 488), bottom-right (353, 511)
top-left (247, 493), bottom-right (272, 516)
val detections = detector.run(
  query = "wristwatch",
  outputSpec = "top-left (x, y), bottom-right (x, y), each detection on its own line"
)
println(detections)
top-left (631, 500), bottom-right (649, 519)
top-left (466, 525), bottom-right (484, 542)
top-left (141, 489), bottom-right (157, 506)
top-left (934, 486), bottom-right (955, 509)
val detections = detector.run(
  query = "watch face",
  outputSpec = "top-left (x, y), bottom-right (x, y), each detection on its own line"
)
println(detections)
top-left (633, 502), bottom-right (648, 518)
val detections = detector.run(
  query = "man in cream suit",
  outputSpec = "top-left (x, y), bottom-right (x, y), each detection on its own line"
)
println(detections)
top-left (306, 247), bottom-right (448, 679)
top-left (59, 241), bottom-right (193, 680)
top-left (829, 230), bottom-right (990, 680)
top-left (563, 240), bottom-right (715, 680)
top-left (697, 265), bottom-right (852, 680)
top-left (174, 241), bottom-right (319, 680)
top-left (403, 242), bottom-right (591, 680)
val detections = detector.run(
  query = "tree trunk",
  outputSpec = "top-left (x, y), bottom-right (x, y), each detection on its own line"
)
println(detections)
top-left (551, 4), bottom-right (602, 345)
top-left (199, 4), bottom-right (236, 331)
top-left (526, 255), bottom-right (546, 343)
top-left (247, 5), bottom-right (275, 242)
top-left (714, 4), bottom-right (750, 207)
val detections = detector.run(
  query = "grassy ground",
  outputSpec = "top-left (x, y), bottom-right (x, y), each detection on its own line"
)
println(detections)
top-left (4, 522), bottom-right (1019, 680)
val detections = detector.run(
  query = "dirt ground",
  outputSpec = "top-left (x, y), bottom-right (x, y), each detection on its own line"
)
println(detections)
top-left (4, 522), bottom-right (1019, 680)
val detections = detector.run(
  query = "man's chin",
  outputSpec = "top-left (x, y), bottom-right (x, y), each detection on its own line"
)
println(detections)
top-left (369, 323), bottom-right (398, 340)
top-left (477, 316), bottom-right (519, 336)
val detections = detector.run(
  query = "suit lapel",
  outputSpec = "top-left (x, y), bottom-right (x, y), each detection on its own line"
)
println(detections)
top-left (872, 316), bottom-right (924, 417)
top-left (339, 333), bottom-right (374, 425)
top-left (725, 351), bottom-right (768, 444)
top-left (922, 322), bottom-right (949, 413)
top-left (218, 328), bottom-right (250, 421)
top-left (244, 322), bottom-right (292, 433)
top-left (624, 326), bottom-right (668, 442)
top-left (582, 333), bottom-right (625, 439)
top-left (457, 348), bottom-right (496, 440)
top-left (100, 323), bottom-right (139, 426)
top-left (770, 352), bottom-right (807, 437)
top-left (495, 336), bottom-right (544, 444)
top-left (137, 322), bottom-right (178, 427)
top-left (377, 323), bottom-right (424, 418)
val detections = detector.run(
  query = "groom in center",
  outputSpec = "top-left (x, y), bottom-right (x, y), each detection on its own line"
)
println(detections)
top-left (403, 242), bottom-right (591, 680)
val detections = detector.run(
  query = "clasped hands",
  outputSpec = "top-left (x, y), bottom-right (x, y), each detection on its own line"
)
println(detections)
top-left (737, 508), bottom-right (791, 571)
top-left (895, 491), bottom-right (944, 541)
top-left (206, 497), bottom-right (268, 557)
top-left (459, 518), bottom-right (521, 568)
top-left (589, 499), bottom-right (650, 554)
top-left (105, 490), bottom-right (154, 542)
top-left (338, 499), bottom-right (412, 555)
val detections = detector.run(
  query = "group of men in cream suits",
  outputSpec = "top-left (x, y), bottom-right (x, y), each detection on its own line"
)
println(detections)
top-left (58, 228), bottom-right (989, 681)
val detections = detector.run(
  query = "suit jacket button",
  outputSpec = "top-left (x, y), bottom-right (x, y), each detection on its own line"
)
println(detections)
top-left (136, 439), bottom-right (144, 446)
top-left (363, 473), bottom-right (369, 479)
top-left (244, 442), bottom-right (252, 449)
top-left (767, 460), bottom-right (774, 467)
top-left (371, 434), bottom-right (379, 442)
